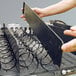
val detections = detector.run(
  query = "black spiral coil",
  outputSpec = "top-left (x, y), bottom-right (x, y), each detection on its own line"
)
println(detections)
top-left (0, 30), bottom-right (16, 72)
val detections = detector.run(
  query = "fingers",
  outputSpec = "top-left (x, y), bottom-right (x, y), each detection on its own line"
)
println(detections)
top-left (64, 30), bottom-right (76, 37)
top-left (64, 26), bottom-right (76, 37)
top-left (20, 14), bottom-right (25, 18)
top-left (32, 8), bottom-right (45, 18)
top-left (32, 8), bottom-right (41, 13)
top-left (62, 26), bottom-right (76, 52)
top-left (61, 39), bottom-right (76, 52)
top-left (20, 8), bottom-right (26, 20)
top-left (70, 26), bottom-right (76, 31)
top-left (20, 14), bottom-right (26, 21)
top-left (20, 7), bottom-right (45, 21)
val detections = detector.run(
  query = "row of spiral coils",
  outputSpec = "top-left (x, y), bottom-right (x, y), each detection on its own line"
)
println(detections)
top-left (12, 27), bottom-right (54, 74)
top-left (0, 23), bottom-right (76, 76)
top-left (0, 26), bottom-right (19, 74)
top-left (10, 25), bottom-right (76, 75)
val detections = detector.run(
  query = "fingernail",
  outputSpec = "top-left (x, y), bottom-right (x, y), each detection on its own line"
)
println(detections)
top-left (20, 15), bottom-right (25, 18)
top-left (70, 26), bottom-right (76, 31)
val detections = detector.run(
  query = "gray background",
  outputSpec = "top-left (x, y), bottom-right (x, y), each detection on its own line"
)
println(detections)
top-left (0, 0), bottom-right (76, 27)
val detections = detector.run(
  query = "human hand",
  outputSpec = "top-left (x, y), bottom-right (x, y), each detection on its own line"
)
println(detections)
top-left (61, 26), bottom-right (76, 52)
top-left (20, 8), bottom-right (46, 20)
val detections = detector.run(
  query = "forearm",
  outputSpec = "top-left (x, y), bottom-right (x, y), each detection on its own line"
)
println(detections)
top-left (43, 0), bottom-right (76, 16)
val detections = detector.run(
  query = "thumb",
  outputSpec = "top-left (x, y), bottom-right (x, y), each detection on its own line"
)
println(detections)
top-left (61, 39), bottom-right (76, 52)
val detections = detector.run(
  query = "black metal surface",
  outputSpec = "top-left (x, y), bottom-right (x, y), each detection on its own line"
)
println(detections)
top-left (23, 2), bottom-right (75, 67)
